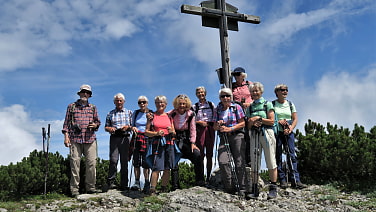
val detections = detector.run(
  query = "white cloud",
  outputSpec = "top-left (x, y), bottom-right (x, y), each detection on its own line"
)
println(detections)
top-left (296, 66), bottom-right (376, 132)
top-left (0, 104), bottom-right (40, 165)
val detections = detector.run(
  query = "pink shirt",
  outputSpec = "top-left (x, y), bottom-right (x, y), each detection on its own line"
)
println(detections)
top-left (153, 113), bottom-right (172, 135)
top-left (232, 81), bottom-right (253, 104)
top-left (169, 109), bottom-right (197, 143)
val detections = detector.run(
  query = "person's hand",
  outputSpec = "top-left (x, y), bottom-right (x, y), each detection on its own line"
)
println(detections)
top-left (64, 137), bottom-right (71, 147)
top-left (156, 130), bottom-right (165, 136)
top-left (88, 122), bottom-right (97, 130)
top-left (146, 112), bottom-right (154, 120)
top-left (191, 143), bottom-right (200, 152)
top-left (198, 121), bottom-right (208, 127)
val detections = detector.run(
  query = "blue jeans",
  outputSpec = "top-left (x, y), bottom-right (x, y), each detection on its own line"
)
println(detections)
top-left (276, 132), bottom-right (301, 183)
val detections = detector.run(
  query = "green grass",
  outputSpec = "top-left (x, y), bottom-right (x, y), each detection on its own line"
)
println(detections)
top-left (136, 195), bottom-right (167, 212)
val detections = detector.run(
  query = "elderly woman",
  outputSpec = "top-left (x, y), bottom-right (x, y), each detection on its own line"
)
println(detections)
top-left (273, 84), bottom-right (307, 189)
top-left (213, 88), bottom-right (246, 195)
top-left (231, 67), bottom-right (253, 167)
top-left (130, 96), bottom-right (153, 193)
top-left (231, 67), bottom-right (253, 109)
top-left (246, 82), bottom-right (278, 200)
top-left (145, 95), bottom-right (177, 195)
top-left (169, 94), bottom-right (204, 189)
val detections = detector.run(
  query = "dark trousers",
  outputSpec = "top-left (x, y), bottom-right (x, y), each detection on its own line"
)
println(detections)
top-left (276, 132), bottom-right (301, 183)
top-left (172, 133), bottom-right (204, 189)
top-left (107, 135), bottom-right (130, 188)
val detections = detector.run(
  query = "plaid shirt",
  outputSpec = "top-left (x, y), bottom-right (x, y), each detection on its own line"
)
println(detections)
top-left (213, 102), bottom-right (245, 127)
top-left (105, 107), bottom-right (132, 129)
top-left (62, 100), bottom-right (101, 144)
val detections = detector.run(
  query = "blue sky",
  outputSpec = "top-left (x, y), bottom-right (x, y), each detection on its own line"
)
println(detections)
top-left (0, 0), bottom-right (375, 165)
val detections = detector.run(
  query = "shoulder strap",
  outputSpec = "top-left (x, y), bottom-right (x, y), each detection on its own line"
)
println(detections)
top-left (272, 100), bottom-right (293, 114)
top-left (288, 100), bottom-right (293, 114)
top-left (133, 109), bottom-right (140, 126)
top-left (194, 102), bottom-right (199, 115)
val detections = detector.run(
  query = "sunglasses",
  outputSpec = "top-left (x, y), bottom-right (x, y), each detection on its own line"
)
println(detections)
top-left (232, 72), bottom-right (241, 76)
top-left (80, 90), bottom-right (91, 94)
top-left (220, 94), bottom-right (231, 98)
top-left (279, 89), bottom-right (288, 92)
top-left (138, 101), bottom-right (147, 104)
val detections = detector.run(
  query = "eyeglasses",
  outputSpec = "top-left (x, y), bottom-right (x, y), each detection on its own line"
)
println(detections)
top-left (178, 94), bottom-right (188, 98)
top-left (138, 101), bottom-right (147, 104)
top-left (220, 94), bottom-right (231, 98)
top-left (279, 88), bottom-right (288, 92)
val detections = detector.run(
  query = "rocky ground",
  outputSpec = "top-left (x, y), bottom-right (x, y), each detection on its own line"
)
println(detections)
top-left (9, 183), bottom-right (374, 212)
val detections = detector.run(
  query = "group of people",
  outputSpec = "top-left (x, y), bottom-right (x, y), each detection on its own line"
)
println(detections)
top-left (62, 66), bottom-right (306, 199)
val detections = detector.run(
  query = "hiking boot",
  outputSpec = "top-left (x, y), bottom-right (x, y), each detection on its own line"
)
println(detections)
top-left (291, 181), bottom-right (307, 189)
top-left (143, 181), bottom-right (150, 194)
top-left (148, 187), bottom-right (156, 196)
top-left (267, 184), bottom-right (278, 200)
top-left (102, 182), bottom-right (116, 192)
top-left (118, 186), bottom-right (129, 191)
top-left (280, 181), bottom-right (288, 189)
top-left (246, 184), bottom-right (259, 199)
top-left (71, 190), bottom-right (79, 198)
top-left (87, 188), bottom-right (101, 194)
top-left (196, 180), bottom-right (206, 187)
top-left (131, 181), bottom-right (141, 191)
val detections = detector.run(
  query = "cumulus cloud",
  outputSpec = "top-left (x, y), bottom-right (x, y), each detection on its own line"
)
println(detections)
top-left (0, 105), bottom-right (40, 165)
top-left (296, 66), bottom-right (376, 132)
top-left (0, 0), bottom-right (170, 72)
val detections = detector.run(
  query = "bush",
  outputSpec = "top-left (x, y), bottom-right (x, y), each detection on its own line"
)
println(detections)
top-left (296, 120), bottom-right (376, 191)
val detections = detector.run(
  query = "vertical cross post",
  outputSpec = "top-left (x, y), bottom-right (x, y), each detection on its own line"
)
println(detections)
top-left (181, 0), bottom-right (260, 89)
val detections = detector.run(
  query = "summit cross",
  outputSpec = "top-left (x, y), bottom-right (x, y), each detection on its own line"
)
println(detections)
top-left (181, 0), bottom-right (260, 89)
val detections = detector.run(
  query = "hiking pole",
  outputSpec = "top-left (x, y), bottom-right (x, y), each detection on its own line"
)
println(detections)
top-left (44, 124), bottom-right (51, 196)
top-left (250, 126), bottom-right (261, 198)
top-left (42, 127), bottom-right (46, 196)
top-left (221, 132), bottom-right (240, 198)
top-left (128, 131), bottom-right (137, 194)
top-left (214, 132), bottom-right (220, 167)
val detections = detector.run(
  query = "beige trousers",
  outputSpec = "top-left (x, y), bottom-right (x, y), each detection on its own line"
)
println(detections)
top-left (69, 141), bottom-right (97, 192)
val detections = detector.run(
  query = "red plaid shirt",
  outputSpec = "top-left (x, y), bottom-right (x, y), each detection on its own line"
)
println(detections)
top-left (62, 100), bottom-right (101, 143)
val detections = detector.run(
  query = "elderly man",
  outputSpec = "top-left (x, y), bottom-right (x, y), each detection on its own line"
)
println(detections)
top-left (103, 93), bottom-right (133, 192)
top-left (62, 84), bottom-right (101, 197)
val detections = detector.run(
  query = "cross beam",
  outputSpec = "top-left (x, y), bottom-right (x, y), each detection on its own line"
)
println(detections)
top-left (181, 0), bottom-right (260, 89)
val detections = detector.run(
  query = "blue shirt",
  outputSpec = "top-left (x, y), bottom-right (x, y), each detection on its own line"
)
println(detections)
top-left (131, 110), bottom-right (148, 133)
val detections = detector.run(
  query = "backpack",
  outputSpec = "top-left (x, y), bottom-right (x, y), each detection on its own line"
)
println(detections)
top-left (215, 101), bottom-right (243, 123)
top-left (132, 109), bottom-right (154, 127)
top-left (170, 110), bottom-right (195, 149)
top-left (271, 100), bottom-right (293, 115)
top-left (271, 100), bottom-right (294, 134)
top-left (193, 101), bottom-right (214, 116)
top-left (248, 100), bottom-right (278, 134)
top-left (232, 80), bottom-right (252, 90)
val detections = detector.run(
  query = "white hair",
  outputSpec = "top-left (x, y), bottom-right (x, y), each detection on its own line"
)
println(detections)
top-left (113, 93), bottom-right (125, 101)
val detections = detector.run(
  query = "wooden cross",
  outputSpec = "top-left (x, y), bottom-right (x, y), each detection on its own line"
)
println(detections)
top-left (181, 0), bottom-right (260, 89)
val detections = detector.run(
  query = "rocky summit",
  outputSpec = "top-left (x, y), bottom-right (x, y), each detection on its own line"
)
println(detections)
top-left (17, 184), bottom-right (373, 212)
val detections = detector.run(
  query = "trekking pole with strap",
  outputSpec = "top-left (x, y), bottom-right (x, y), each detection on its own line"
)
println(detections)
top-left (221, 132), bottom-right (241, 198)
top-left (250, 125), bottom-right (261, 198)
top-left (214, 131), bottom-right (220, 168)
top-left (128, 131), bottom-right (137, 194)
